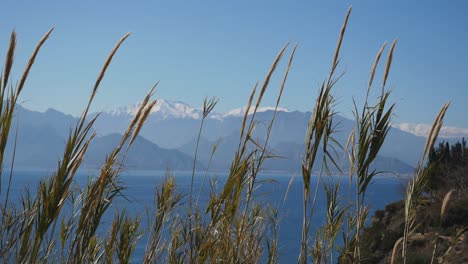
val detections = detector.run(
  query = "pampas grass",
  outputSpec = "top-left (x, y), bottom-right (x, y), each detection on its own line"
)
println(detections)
top-left (440, 189), bottom-right (455, 223)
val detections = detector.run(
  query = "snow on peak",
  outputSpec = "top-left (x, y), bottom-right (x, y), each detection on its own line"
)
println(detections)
top-left (393, 122), bottom-right (468, 138)
top-left (224, 106), bottom-right (289, 117)
top-left (151, 99), bottom-right (201, 119)
top-left (106, 99), bottom-right (202, 119)
top-left (105, 100), bottom-right (289, 120)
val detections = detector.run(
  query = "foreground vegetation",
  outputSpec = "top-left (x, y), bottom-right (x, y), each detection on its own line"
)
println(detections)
top-left (0, 7), bottom-right (463, 263)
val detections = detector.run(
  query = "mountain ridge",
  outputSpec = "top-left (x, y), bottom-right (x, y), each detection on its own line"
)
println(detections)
top-left (9, 100), bottom-right (465, 173)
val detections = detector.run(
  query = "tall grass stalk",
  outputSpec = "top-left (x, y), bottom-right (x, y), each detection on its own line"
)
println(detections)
top-left (400, 103), bottom-right (450, 264)
top-left (299, 6), bottom-right (351, 263)
top-left (188, 96), bottom-right (218, 261)
top-left (345, 38), bottom-right (397, 263)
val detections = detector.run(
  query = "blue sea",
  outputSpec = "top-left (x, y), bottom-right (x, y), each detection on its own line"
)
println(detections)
top-left (1, 169), bottom-right (405, 262)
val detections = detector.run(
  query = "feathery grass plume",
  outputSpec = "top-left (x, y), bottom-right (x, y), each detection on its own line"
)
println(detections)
top-left (367, 42), bottom-right (387, 92)
top-left (383, 39), bottom-right (397, 89)
top-left (401, 102), bottom-right (450, 264)
top-left (252, 44), bottom-right (288, 114)
top-left (440, 189), bottom-right (455, 223)
top-left (332, 6), bottom-right (351, 70)
top-left (3, 31), bottom-right (16, 90)
top-left (90, 32), bottom-right (131, 102)
top-left (80, 32), bottom-right (131, 132)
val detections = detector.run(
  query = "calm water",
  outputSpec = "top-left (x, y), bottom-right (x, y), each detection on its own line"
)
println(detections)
top-left (1, 170), bottom-right (405, 262)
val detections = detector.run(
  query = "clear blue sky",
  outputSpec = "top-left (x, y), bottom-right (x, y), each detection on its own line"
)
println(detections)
top-left (1, 0), bottom-right (467, 127)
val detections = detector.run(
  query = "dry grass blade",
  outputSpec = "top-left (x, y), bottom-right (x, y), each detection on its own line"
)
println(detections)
top-left (253, 43), bottom-right (288, 112)
top-left (3, 31), bottom-right (16, 90)
top-left (382, 39), bottom-right (397, 88)
top-left (239, 82), bottom-right (258, 142)
top-left (17, 27), bottom-right (54, 96)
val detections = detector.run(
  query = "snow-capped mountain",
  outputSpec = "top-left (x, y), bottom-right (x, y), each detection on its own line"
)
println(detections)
top-left (104, 99), bottom-right (290, 120)
top-left (105, 99), bottom-right (204, 120)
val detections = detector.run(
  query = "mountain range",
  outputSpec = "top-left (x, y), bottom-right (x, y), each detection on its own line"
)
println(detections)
top-left (5, 99), bottom-right (466, 174)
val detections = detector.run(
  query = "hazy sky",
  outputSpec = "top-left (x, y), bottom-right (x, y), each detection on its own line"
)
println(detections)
top-left (1, 1), bottom-right (467, 127)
